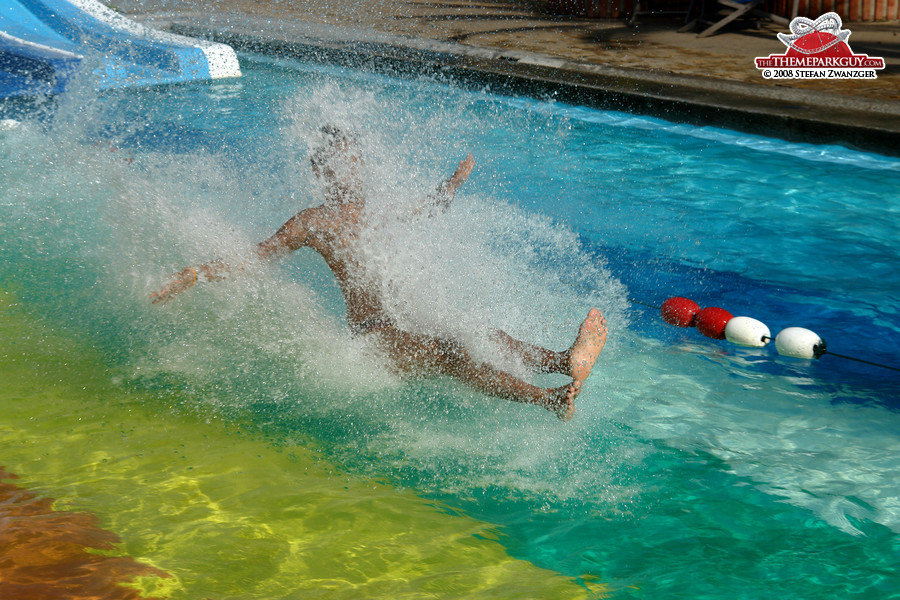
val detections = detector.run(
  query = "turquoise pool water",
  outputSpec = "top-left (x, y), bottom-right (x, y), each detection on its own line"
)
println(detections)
top-left (2, 53), bottom-right (899, 598)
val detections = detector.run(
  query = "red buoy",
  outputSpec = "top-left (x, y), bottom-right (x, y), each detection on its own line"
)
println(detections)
top-left (661, 297), bottom-right (701, 328)
top-left (695, 307), bottom-right (734, 339)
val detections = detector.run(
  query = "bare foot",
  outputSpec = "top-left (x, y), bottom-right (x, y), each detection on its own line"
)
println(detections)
top-left (567, 308), bottom-right (607, 384)
top-left (543, 380), bottom-right (580, 421)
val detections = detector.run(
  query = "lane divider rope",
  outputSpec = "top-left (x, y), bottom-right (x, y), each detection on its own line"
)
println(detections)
top-left (628, 296), bottom-right (900, 373)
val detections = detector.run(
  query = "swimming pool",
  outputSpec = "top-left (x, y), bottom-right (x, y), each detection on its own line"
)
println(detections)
top-left (2, 53), bottom-right (899, 599)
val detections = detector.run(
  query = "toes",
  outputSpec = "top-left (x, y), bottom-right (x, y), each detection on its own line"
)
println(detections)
top-left (569, 380), bottom-right (582, 399)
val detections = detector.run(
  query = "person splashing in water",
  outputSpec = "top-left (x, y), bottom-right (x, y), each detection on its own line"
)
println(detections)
top-left (151, 125), bottom-right (607, 420)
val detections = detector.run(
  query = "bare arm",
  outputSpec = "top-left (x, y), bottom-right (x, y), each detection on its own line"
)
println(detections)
top-left (151, 209), bottom-right (315, 305)
top-left (426, 153), bottom-right (475, 212)
top-left (255, 209), bottom-right (314, 260)
top-left (149, 259), bottom-right (227, 305)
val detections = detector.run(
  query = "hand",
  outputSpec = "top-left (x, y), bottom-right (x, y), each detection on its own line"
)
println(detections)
top-left (150, 267), bottom-right (198, 305)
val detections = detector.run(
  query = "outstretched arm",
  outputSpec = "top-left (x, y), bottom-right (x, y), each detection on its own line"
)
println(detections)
top-left (151, 208), bottom-right (315, 305)
top-left (150, 259), bottom-right (228, 305)
top-left (428, 153), bottom-right (474, 212)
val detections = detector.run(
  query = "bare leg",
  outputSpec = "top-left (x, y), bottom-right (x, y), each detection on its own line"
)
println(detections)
top-left (372, 328), bottom-right (580, 420)
top-left (490, 309), bottom-right (608, 383)
top-left (446, 347), bottom-right (579, 421)
top-left (488, 329), bottom-right (568, 374)
top-left (568, 308), bottom-right (607, 384)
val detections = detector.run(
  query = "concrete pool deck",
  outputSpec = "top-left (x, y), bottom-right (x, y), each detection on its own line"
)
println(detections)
top-left (113, 0), bottom-right (899, 154)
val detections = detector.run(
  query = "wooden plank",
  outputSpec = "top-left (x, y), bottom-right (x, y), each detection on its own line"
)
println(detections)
top-left (863, 0), bottom-right (874, 20)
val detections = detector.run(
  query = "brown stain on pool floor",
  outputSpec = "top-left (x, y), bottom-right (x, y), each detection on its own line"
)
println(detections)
top-left (0, 466), bottom-right (170, 600)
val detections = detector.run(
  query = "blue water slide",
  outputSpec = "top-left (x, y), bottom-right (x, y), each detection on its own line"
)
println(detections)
top-left (0, 0), bottom-right (241, 98)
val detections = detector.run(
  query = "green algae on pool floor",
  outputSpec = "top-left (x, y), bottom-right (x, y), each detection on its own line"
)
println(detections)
top-left (0, 292), bottom-right (603, 599)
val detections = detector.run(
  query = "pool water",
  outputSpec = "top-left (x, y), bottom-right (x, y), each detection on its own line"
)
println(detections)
top-left (2, 53), bottom-right (899, 599)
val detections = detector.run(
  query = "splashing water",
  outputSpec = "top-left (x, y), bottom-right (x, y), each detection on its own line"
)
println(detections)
top-left (3, 53), bottom-right (900, 599)
top-left (2, 55), bottom-right (631, 494)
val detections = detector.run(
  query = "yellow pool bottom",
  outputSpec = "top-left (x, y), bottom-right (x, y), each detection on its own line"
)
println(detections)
top-left (0, 291), bottom-right (602, 599)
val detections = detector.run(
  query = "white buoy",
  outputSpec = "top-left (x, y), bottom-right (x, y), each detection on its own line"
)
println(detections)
top-left (724, 316), bottom-right (771, 348)
top-left (775, 327), bottom-right (826, 359)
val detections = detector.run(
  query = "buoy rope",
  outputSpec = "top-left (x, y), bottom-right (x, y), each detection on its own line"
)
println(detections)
top-left (628, 298), bottom-right (900, 373)
top-left (821, 351), bottom-right (900, 373)
top-left (627, 298), bottom-right (661, 310)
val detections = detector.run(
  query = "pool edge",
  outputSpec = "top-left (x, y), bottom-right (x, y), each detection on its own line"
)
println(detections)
top-left (129, 12), bottom-right (899, 158)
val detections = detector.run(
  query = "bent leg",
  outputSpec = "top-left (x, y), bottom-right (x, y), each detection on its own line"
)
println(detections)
top-left (443, 341), bottom-right (579, 421)
top-left (490, 308), bottom-right (608, 383)
top-left (373, 328), bottom-right (579, 420)
top-left (488, 329), bottom-right (568, 374)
